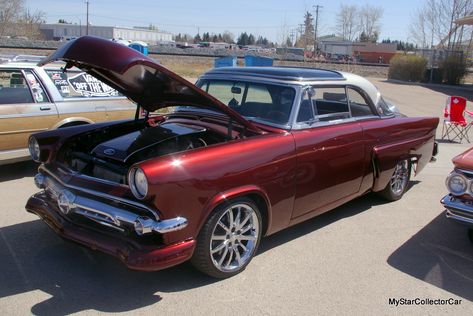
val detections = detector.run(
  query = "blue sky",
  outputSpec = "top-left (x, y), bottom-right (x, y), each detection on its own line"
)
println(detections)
top-left (26, 0), bottom-right (419, 43)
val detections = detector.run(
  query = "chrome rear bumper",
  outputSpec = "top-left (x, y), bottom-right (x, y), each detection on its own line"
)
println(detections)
top-left (441, 194), bottom-right (473, 227)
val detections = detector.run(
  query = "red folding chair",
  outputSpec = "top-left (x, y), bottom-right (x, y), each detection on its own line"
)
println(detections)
top-left (441, 96), bottom-right (473, 143)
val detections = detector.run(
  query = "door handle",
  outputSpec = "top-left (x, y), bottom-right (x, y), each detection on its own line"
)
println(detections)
top-left (40, 106), bottom-right (51, 111)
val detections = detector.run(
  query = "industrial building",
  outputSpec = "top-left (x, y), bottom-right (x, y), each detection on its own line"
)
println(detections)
top-left (39, 24), bottom-right (173, 43)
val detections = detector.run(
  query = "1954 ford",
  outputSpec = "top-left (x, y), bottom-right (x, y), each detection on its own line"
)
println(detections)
top-left (26, 36), bottom-right (439, 278)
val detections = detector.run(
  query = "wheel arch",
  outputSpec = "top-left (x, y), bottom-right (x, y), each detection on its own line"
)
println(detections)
top-left (52, 117), bottom-right (94, 129)
top-left (199, 185), bottom-right (272, 237)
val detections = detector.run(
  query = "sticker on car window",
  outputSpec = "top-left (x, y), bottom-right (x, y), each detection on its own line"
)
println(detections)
top-left (68, 73), bottom-right (118, 97)
top-left (45, 69), bottom-right (121, 99)
top-left (25, 72), bottom-right (46, 103)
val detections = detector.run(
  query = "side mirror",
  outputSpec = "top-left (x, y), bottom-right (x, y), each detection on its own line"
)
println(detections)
top-left (231, 86), bottom-right (242, 94)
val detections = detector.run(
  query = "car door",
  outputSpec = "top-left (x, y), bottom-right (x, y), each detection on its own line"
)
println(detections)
top-left (291, 86), bottom-right (365, 219)
top-left (0, 68), bottom-right (58, 158)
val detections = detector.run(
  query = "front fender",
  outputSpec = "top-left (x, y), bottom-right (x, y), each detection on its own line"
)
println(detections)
top-left (197, 185), bottom-right (272, 236)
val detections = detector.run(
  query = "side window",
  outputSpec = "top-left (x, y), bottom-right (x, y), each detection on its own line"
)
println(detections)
top-left (0, 70), bottom-right (34, 104)
top-left (313, 87), bottom-right (350, 121)
top-left (24, 70), bottom-right (49, 103)
top-left (45, 69), bottom-right (120, 98)
top-left (347, 88), bottom-right (375, 117)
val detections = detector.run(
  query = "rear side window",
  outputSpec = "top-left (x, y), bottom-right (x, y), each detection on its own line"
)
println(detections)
top-left (45, 69), bottom-right (121, 98)
top-left (312, 87), bottom-right (350, 122)
top-left (0, 70), bottom-right (34, 104)
top-left (347, 88), bottom-right (374, 117)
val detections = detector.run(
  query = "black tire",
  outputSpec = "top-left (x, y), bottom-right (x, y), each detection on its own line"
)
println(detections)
top-left (191, 197), bottom-right (262, 278)
top-left (378, 159), bottom-right (411, 201)
top-left (468, 229), bottom-right (473, 244)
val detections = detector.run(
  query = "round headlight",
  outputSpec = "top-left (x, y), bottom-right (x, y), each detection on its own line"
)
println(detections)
top-left (28, 137), bottom-right (40, 162)
top-left (128, 167), bottom-right (148, 199)
top-left (446, 172), bottom-right (468, 196)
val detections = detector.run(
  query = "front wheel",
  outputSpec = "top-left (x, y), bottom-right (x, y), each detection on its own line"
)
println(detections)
top-left (378, 159), bottom-right (411, 201)
top-left (191, 197), bottom-right (262, 278)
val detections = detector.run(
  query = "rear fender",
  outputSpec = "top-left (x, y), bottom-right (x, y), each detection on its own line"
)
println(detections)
top-left (372, 134), bottom-right (435, 192)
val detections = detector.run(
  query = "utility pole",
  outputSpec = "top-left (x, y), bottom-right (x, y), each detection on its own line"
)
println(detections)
top-left (289, 29), bottom-right (296, 47)
top-left (85, 0), bottom-right (90, 35)
top-left (313, 4), bottom-right (322, 56)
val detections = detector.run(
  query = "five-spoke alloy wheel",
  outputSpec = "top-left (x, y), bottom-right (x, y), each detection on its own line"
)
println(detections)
top-left (191, 197), bottom-right (262, 278)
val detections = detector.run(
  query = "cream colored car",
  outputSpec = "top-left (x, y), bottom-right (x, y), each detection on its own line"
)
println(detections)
top-left (0, 56), bottom-right (136, 165)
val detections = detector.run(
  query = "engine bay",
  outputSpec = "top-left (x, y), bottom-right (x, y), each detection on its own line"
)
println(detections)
top-left (59, 120), bottom-right (228, 184)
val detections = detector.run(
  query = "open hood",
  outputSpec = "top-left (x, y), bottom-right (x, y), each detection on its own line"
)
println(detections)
top-left (38, 36), bottom-right (260, 132)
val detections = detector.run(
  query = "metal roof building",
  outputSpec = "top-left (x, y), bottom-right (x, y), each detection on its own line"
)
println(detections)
top-left (39, 24), bottom-right (172, 44)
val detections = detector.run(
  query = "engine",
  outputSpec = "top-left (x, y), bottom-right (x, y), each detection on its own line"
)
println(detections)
top-left (60, 122), bottom-right (226, 184)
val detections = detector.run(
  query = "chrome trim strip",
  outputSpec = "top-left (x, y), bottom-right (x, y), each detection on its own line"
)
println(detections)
top-left (446, 209), bottom-right (473, 226)
top-left (442, 194), bottom-right (473, 226)
top-left (457, 168), bottom-right (473, 176)
top-left (39, 165), bottom-right (159, 220)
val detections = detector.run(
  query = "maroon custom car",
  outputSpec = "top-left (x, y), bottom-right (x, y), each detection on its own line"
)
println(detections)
top-left (26, 36), bottom-right (439, 278)
top-left (442, 147), bottom-right (473, 243)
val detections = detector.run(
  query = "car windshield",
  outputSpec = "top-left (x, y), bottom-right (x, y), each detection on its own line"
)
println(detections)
top-left (189, 80), bottom-right (296, 126)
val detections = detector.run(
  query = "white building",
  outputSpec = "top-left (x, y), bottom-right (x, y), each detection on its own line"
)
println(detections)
top-left (40, 24), bottom-right (172, 43)
top-left (318, 35), bottom-right (353, 56)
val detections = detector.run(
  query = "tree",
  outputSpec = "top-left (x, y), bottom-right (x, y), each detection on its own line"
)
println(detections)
top-left (336, 4), bottom-right (358, 41)
top-left (0, 0), bottom-right (44, 39)
top-left (295, 11), bottom-right (315, 48)
top-left (409, 0), bottom-right (473, 49)
top-left (222, 31), bottom-right (234, 44)
top-left (248, 34), bottom-right (255, 45)
top-left (358, 4), bottom-right (383, 43)
top-left (194, 33), bottom-right (202, 43)
top-left (285, 37), bottom-right (293, 47)
top-left (0, 0), bottom-right (23, 37)
top-left (237, 32), bottom-right (250, 45)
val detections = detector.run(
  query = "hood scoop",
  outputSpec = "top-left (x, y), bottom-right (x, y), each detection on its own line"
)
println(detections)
top-left (92, 123), bottom-right (206, 163)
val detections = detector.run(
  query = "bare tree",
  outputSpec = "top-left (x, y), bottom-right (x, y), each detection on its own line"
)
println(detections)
top-left (18, 9), bottom-right (45, 39)
top-left (0, 0), bottom-right (45, 39)
top-left (0, 0), bottom-right (23, 37)
top-left (409, 7), bottom-right (428, 48)
top-left (410, 0), bottom-right (473, 48)
top-left (358, 4), bottom-right (383, 42)
top-left (336, 4), bottom-right (358, 41)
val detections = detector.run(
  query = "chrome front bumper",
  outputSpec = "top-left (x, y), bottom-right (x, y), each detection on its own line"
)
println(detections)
top-left (441, 194), bottom-right (473, 227)
top-left (33, 170), bottom-right (187, 235)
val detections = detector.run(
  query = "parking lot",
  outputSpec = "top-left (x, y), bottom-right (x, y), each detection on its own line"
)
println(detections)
top-left (0, 78), bottom-right (473, 315)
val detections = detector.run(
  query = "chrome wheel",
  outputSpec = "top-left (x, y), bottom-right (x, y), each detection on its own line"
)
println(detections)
top-left (390, 160), bottom-right (409, 195)
top-left (209, 203), bottom-right (259, 272)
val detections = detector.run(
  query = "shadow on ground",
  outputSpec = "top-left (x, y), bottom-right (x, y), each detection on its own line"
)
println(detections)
top-left (380, 79), bottom-right (473, 101)
top-left (0, 160), bottom-right (38, 182)
top-left (388, 213), bottom-right (473, 301)
top-left (0, 191), bottom-right (398, 315)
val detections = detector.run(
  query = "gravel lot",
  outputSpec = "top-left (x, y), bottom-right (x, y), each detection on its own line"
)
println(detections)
top-left (0, 79), bottom-right (472, 315)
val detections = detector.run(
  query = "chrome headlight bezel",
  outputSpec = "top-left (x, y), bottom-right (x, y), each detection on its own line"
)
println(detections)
top-left (446, 172), bottom-right (468, 196)
top-left (128, 167), bottom-right (148, 200)
top-left (28, 136), bottom-right (40, 162)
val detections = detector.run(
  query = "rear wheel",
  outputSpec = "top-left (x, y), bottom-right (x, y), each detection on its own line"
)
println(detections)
top-left (468, 229), bottom-right (473, 244)
top-left (378, 159), bottom-right (411, 201)
top-left (191, 197), bottom-right (262, 278)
